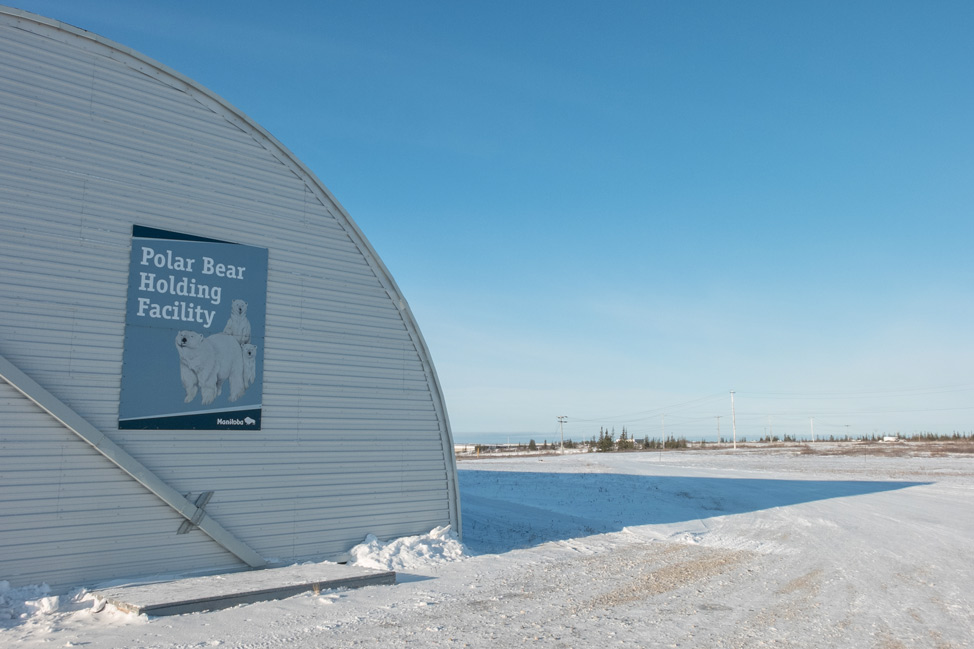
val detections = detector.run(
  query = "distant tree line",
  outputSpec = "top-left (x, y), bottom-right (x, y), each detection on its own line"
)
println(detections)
top-left (514, 427), bottom-right (693, 454)
top-left (468, 430), bottom-right (972, 456)
top-left (584, 427), bottom-right (689, 453)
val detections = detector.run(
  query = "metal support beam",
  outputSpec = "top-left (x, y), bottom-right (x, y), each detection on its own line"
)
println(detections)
top-left (178, 491), bottom-right (214, 534)
top-left (0, 354), bottom-right (266, 568)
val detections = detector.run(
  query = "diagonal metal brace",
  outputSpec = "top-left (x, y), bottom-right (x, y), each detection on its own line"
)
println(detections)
top-left (178, 491), bottom-right (214, 534)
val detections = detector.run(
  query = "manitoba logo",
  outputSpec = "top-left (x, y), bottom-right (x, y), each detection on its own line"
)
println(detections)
top-left (217, 417), bottom-right (252, 426)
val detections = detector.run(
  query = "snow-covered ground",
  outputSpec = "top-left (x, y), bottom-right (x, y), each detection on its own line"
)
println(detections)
top-left (3, 444), bottom-right (972, 648)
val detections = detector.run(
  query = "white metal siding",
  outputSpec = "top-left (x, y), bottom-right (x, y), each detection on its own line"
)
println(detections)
top-left (0, 382), bottom-right (244, 590)
top-left (0, 8), bottom-right (459, 590)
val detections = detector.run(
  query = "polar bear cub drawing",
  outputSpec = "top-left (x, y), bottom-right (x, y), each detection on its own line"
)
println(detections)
top-left (175, 330), bottom-right (246, 405)
top-left (242, 343), bottom-right (257, 389)
top-left (223, 299), bottom-right (251, 345)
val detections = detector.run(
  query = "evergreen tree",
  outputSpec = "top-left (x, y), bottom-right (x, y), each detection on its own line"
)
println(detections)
top-left (618, 427), bottom-right (634, 450)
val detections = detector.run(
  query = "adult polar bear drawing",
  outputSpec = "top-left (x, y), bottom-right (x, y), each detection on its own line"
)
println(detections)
top-left (242, 343), bottom-right (257, 389)
top-left (223, 299), bottom-right (251, 345)
top-left (175, 330), bottom-right (246, 405)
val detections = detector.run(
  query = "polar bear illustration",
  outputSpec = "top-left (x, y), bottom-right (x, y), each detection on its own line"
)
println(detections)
top-left (175, 330), bottom-right (246, 405)
top-left (242, 343), bottom-right (257, 389)
top-left (223, 299), bottom-right (251, 345)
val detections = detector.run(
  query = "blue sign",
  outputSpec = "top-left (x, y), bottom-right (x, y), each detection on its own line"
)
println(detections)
top-left (119, 226), bottom-right (268, 430)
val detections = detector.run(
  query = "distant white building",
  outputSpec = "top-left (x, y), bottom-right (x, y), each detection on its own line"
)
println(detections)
top-left (0, 6), bottom-right (459, 591)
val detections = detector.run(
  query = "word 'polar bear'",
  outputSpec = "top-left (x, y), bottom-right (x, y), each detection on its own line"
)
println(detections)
top-left (223, 299), bottom-right (251, 345)
top-left (242, 343), bottom-right (257, 389)
top-left (175, 331), bottom-right (246, 405)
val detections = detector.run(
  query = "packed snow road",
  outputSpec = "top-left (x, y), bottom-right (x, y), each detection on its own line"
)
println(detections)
top-left (3, 444), bottom-right (972, 648)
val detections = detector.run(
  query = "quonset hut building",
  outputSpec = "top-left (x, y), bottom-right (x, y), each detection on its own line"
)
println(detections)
top-left (0, 7), bottom-right (460, 591)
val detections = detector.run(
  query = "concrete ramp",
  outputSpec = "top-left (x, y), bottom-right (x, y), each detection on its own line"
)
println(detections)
top-left (95, 563), bottom-right (396, 616)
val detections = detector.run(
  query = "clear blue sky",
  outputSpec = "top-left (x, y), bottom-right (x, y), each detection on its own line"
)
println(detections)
top-left (14, 1), bottom-right (974, 441)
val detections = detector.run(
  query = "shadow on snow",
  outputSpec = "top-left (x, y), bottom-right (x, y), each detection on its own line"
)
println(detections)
top-left (458, 470), bottom-right (929, 554)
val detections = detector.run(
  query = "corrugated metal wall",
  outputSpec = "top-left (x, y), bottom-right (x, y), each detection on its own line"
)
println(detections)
top-left (0, 8), bottom-right (459, 591)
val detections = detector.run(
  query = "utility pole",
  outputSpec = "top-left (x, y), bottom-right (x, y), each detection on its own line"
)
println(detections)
top-left (659, 414), bottom-right (666, 462)
top-left (730, 390), bottom-right (737, 450)
top-left (731, 390), bottom-right (737, 448)
top-left (716, 415), bottom-right (721, 441)
top-left (810, 417), bottom-right (814, 443)
top-left (557, 416), bottom-right (567, 454)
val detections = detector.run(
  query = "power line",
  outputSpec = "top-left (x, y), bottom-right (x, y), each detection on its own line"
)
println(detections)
top-left (555, 381), bottom-right (974, 440)
top-left (567, 391), bottom-right (726, 423)
top-left (743, 382), bottom-right (974, 399)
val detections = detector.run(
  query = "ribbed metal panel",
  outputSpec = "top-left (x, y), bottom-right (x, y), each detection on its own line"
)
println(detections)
top-left (0, 382), bottom-right (244, 589)
top-left (0, 8), bottom-right (459, 591)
